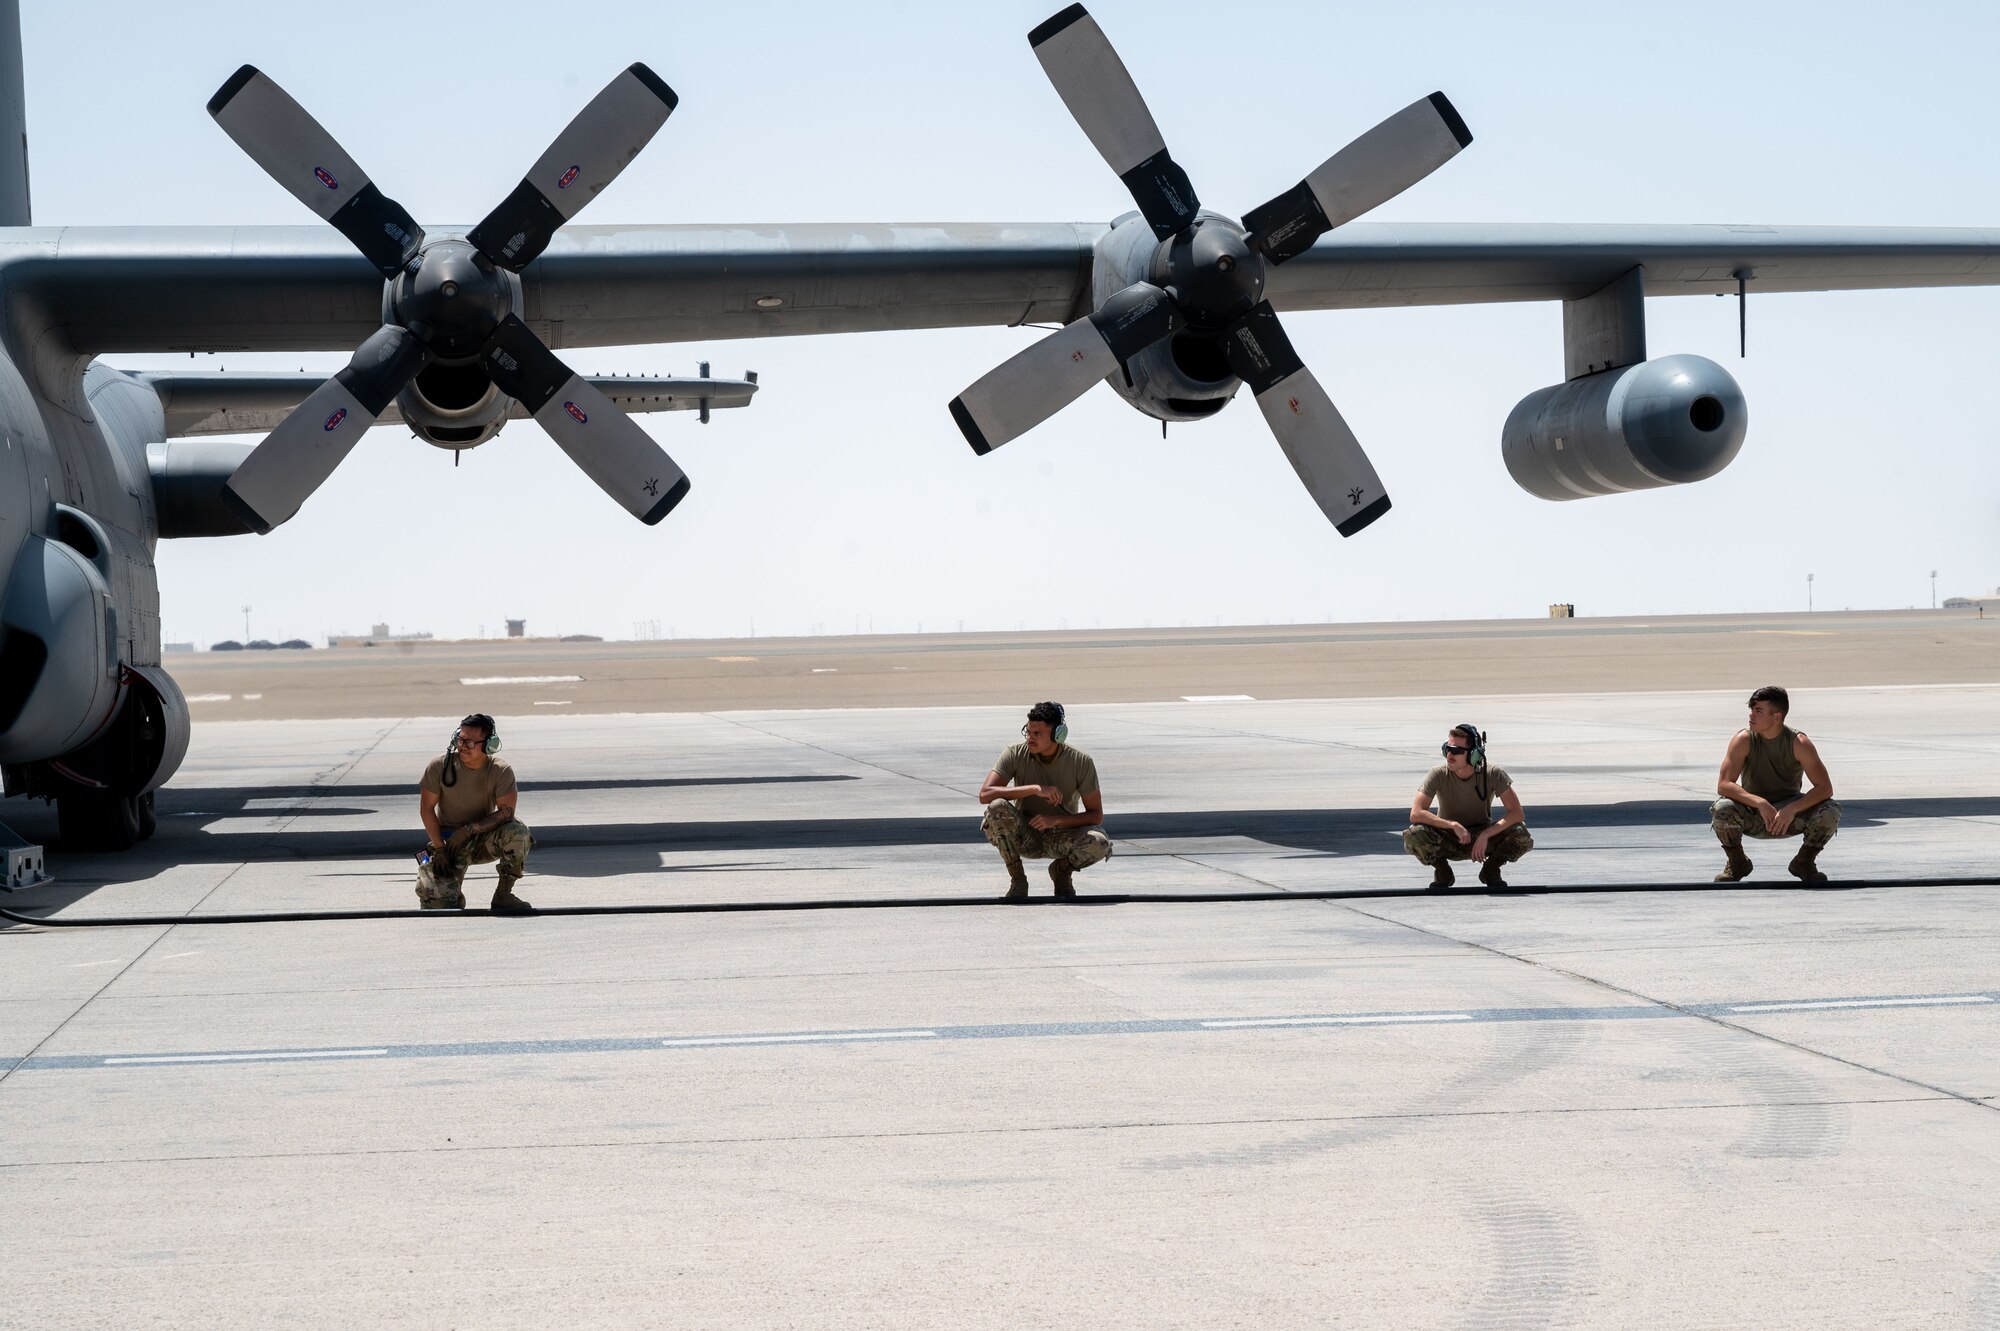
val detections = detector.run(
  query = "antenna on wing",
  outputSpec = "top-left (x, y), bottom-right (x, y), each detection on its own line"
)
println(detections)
top-left (1734, 268), bottom-right (1752, 357)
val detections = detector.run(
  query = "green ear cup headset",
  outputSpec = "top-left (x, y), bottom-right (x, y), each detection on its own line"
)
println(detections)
top-left (441, 713), bottom-right (501, 786)
top-left (1452, 722), bottom-right (1488, 801)
top-left (1024, 701), bottom-right (1068, 745)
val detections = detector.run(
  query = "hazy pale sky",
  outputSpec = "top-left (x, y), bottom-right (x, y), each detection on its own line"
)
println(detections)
top-left (24, 1), bottom-right (2000, 644)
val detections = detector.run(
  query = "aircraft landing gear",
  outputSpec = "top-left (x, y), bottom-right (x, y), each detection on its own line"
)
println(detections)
top-left (57, 789), bottom-right (152, 852)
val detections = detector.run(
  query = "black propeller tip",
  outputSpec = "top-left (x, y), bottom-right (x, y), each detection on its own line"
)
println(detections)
top-left (626, 63), bottom-right (679, 114)
top-left (1335, 494), bottom-right (1392, 538)
top-left (1428, 92), bottom-right (1473, 149)
top-left (948, 397), bottom-right (992, 455)
top-left (207, 64), bottom-right (261, 119)
top-left (219, 483), bottom-right (275, 537)
top-left (640, 474), bottom-right (692, 526)
top-left (1028, 4), bottom-right (1091, 47)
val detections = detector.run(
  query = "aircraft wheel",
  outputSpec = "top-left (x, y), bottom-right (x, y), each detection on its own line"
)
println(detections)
top-left (57, 791), bottom-right (142, 852)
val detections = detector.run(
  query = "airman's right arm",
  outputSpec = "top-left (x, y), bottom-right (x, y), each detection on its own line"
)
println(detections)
top-left (979, 769), bottom-right (1061, 805)
top-left (1715, 729), bottom-right (1779, 832)
top-left (1408, 787), bottom-right (1471, 845)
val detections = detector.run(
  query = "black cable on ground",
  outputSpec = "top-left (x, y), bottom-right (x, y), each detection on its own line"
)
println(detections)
top-left (2, 875), bottom-right (1997, 928)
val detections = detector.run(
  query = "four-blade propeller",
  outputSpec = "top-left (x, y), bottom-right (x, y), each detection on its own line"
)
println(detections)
top-left (208, 63), bottom-right (688, 532)
top-left (948, 3), bottom-right (1473, 537)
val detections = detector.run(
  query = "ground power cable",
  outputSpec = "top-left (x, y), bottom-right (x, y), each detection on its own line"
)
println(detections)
top-left (3, 875), bottom-right (1996, 929)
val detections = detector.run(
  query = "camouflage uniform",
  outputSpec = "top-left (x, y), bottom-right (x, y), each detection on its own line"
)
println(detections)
top-left (416, 820), bottom-right (534, 909)
top-left (1710, 798), bottom-right (1840, 847)
top-left (1402, 822), bottom-right (1534, 867)
top-left (981, 801), bottom-right (1112, 870)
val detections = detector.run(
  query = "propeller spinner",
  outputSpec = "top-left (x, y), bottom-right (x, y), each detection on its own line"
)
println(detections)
top-left (948, 4), bottom-right (1472, 537)
top-left (207, 63), bottom-right (687, 532)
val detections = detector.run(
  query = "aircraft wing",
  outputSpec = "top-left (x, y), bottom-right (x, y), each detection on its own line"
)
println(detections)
top-left (134, 369), bottom-right (758, 438)
top-left (7, 222), bottom-right (2000, 358)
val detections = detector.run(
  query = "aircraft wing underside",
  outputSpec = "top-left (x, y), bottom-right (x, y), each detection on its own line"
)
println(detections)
top-left (4, 221), bottom-right (1999, 357)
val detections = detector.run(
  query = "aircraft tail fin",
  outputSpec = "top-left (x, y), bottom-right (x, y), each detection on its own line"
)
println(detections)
top-left (0, 0), bottom-right (29, 226)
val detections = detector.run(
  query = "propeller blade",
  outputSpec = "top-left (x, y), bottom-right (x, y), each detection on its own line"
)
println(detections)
top-left (949, 281), bottom-right (1181, 454)
top-left (1243, 93), bottom-right (1472, 264)
top-left (206, 65), bottom-right (423, 278)
top-left (481, 316), bottom-right (690, 524)
top-left (1220, 304), bottom-right (1390, 537)
top-left (221, 326), bottom-right (428, 534)
top-left (1029, 5), bottom-right (1198, 240)
top-left (468, 64), bottom-right (679, 272)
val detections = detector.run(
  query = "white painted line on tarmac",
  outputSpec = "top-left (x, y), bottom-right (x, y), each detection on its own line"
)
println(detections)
top-left (532, 700), bottom-right (573, 706)
top-left (811, 668), bottom-right (839, 673)
top-left (242, 692), bottom-right (263, 700)
top-left (459, 675), bottom-right (583, 685)
top-left (186, 693), bottom-right (232, 703)
top-left (69, 959), bottom-right (124, 968)
top-left (1729, 995), bottom-right (1993, 1013)
top-left (103, 1048), bottom-right (388, 1065)
top-left (661, 1030), bottom-right (937, 1048)
top-left (1201, 1013), bottom-right (1473, 1029)
top-left (1182, 694), bottom-right (1255, 702)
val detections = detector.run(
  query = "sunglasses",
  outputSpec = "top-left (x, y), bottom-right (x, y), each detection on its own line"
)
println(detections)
top-left (1441, 743), bottom-right (1472, 756)
top-left (457, 736), bottom-right (486, 748)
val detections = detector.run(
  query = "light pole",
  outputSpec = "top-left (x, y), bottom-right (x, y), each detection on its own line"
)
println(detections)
top-left (241, 604), bottom-right (251, 641)
top-left (1930, 569), bottom-right (1938, 609)
top-left (1806, 574), bottom-right (1813, 613)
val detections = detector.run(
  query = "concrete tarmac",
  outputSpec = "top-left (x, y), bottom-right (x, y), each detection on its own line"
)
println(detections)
top-left (1, 614), bottom-right (1996, 1328)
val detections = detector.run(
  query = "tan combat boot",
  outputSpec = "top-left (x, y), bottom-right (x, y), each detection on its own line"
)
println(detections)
top-left (1714, 837), bottom-right (1753, 883)
top-left (1049, 860), bottom-right (1077, 899)
top-left (1477, 858), bottom-right (1508, 889)
top-left (491, 873), bottom-right (534, 915)
top-left (1787, 844), bottom-right (1829, 883)
top-left (1429, 861), bottom-right (1455, 888)
top-left (1001, 851), bottom-right (1029, 900)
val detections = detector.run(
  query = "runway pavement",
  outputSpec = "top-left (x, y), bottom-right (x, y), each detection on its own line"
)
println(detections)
top-left (1, 615), bottom-right (1996, 1328)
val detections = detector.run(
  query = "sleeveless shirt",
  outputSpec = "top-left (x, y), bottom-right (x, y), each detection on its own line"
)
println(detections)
top-left (1740, 726), bottom-right (1804, 800)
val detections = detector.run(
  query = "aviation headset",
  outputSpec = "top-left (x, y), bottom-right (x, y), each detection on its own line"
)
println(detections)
top-left (1024, 701), bottom-right (1068, 745)
top-left (1449, 721), bottom-right (1488, 801)
top-left (440, 713), bottom-right (501, 787)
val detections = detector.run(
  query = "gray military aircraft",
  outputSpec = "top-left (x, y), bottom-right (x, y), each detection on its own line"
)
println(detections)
top-left (2, 0), bottom-right (1998, 855)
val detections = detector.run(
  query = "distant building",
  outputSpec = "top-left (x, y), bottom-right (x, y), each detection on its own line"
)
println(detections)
top-left (162, 641), bottom-right (194, 653)
top-left (506, 619), bottom-right (526, 638)
top-left (1943, 590), bottom-right (1999, 610)
top-left (371, 622), bottom-right (390, 639)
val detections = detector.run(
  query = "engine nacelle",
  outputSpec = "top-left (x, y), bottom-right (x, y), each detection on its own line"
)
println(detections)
top-left (1091, 211), bottom-right (1243, 422)
top-left (396, 359), bottom-right (511, 451)
top-left (1502, 354), bottom-right (1747, 500)
top-left (0, 531), bottom-right (121, 761)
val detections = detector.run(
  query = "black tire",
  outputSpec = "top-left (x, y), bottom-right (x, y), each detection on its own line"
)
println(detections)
top-left (136, 791), bottom-right (157, 841)
top-left (58, 791), bottom-right (141, 852)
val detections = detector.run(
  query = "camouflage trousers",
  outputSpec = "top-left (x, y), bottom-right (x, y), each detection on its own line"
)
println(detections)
top-left (1711, 798), bottom-right (1840, 847)
top-left (981, 802), bottom-right (1112, 871)
top-left (416, 819), bottom-right (534, 909)
top-left (1402, 822), bottom-right (1535, 866)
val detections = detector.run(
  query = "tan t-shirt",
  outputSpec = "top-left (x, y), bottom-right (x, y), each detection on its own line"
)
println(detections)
top-left (1418, 764), bottom-right (1513, 827)
top-left (992, 742), bottom-right (1100, 821)
top-left (422, 754), bottom-right (517, 827)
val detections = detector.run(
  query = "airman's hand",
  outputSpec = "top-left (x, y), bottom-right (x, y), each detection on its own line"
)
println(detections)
top-left (1038, 785), bottom-right (1062, 804)
top-left (446, 826), bottom-right (474, 851)
top-left (1029, 813), bottom-right (1064, 831)
top-left (1770, 805), bottom-right (1797, 837)
top-left (1470, 832), bottom-right (1491, 862)
top-left (1757, 801), bottom-right (1782, 836)
top-left (1450, 822), bottom-right (1472, 845)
